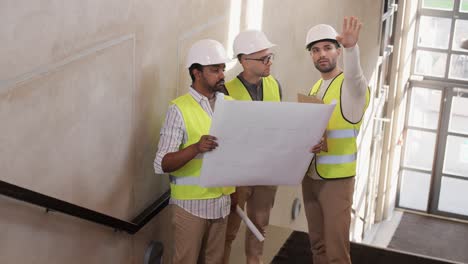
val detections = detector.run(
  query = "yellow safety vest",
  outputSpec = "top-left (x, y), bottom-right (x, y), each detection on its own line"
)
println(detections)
top-left (225, 75), bottom-right (280, 101)
top-left (170, 93), bottom-right (235, 200)
top-left (309, 73), bottom-right (370, 179)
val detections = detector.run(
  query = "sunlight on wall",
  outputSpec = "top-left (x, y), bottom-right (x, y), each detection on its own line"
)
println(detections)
top-left (246, 0), bottom-right (264, 30)
top-left (226, 0), bottom-right (242, 70)
top-left (226, 0), bottom-right (265, 71)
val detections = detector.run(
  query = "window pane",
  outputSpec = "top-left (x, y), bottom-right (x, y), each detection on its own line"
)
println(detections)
top-left (438, 177), bottom-right (468, 215)
top-left (399, 170), bottom-right (430, 210)
top-left (449, 54), bottom-right (468, 80)
top-left (443, 136), bottom-right (468, 177)
top-left (389, 13), bottom-right (395, 42)
top-left (384, 0), bottom-right (389, 13)
top-left (461, 0), bottom-right (468, 12)
top-left (404, 129), bottom-right (437, 170)
top-left (415, 50), bottom-right (447, 77)
top-left (418, 16), bottom-right (452, 49)
top-left (449, 92), bottom-right (468, 134)
top-left (408, 88), bottom-right (441, 129)
top-left (452, 20), bottom-right (468, 51)
top-left (423, 0), bottom-right (454, 10)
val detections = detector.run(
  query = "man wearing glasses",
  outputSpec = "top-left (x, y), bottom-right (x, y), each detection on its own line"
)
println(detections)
top-left (223, 30), bottom-right (281, 264)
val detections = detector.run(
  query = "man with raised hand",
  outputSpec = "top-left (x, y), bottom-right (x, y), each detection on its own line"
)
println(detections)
top-left (302, 17), bottom-right (370, 264)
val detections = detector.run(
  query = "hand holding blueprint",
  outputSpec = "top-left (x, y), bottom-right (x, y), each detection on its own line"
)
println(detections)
top-left (200, 96), bottom-right (335, 187)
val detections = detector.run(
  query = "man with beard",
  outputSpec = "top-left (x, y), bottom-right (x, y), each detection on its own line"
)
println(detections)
top-left (302, 17), bottom-right (370, 264)
top-left (154, 39), bottom-right (235, 264)
top-left (222, 30), bottom-right (281, 264)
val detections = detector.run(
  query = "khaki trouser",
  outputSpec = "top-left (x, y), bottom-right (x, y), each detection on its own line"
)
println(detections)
top-left (171, 205), bottom-right (228, 264)
top-left (223, 185), bottom-right (277, 264)
top-left (302, 176), bottom-right (355, 264)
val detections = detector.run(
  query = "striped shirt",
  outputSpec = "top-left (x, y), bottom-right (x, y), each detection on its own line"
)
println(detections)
top-left (154, 87), bottom-right (231, 219)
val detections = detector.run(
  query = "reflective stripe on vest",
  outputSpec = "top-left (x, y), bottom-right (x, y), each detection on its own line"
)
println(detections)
top-left (225, 75), bottom-right (280, 101)
top-left (309, 73), bottom-right (370, 179)
top-left (317, 153), bottom-right (357, 164)
top-left (327, 129), bottom-right (359, 139)
top-left (169, 93), bottom-right (235, 199)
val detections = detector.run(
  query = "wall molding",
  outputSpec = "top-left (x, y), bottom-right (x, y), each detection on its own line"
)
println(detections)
top-left (0, 34), bottom-right (136, 94)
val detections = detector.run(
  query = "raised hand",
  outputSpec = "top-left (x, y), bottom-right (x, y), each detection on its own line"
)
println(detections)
top-left (195, 135), bottom-right (218, 153)
top-left (336, 16), bottom-right (362, 48)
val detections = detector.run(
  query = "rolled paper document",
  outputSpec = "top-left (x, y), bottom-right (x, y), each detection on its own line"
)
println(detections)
top-left (236, 205), bottom-right (265, 242)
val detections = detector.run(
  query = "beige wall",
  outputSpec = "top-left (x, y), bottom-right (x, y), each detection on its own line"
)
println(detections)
top-left (263, 0), bottom-right (381, 101)
top-left (1, 0), bottom-right (382, 262)
top-left (1, 1), bottom-right (230, 263)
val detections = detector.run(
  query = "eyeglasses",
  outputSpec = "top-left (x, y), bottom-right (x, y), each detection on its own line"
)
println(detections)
top-left (244, 54), bottom-right (275, 65)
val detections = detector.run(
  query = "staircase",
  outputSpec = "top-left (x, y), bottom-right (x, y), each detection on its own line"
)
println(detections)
top-left (271, 231), bottom-right (462, 264)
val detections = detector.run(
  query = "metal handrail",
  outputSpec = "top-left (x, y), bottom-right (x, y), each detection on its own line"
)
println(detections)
top-left (0, 180), bottom-right (170, 234)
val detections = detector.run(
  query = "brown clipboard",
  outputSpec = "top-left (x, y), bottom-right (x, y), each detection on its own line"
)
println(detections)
top-left (297, 93), bottom-right (324, 104)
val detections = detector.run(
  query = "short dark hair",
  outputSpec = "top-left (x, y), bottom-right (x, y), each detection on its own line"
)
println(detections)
top-left (306, 39), bottom-right (340, 51)
top-left (237, 54), bottom-right (244, 61)
top-left (188, 63), bottom-right (203, 82)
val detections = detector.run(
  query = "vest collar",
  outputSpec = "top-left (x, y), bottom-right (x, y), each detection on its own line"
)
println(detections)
top-left (317, 72), bottom-right (344, 99)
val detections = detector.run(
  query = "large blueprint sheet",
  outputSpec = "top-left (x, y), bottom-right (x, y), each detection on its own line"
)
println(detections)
top-left (200, 99), bottom-right (335, 187)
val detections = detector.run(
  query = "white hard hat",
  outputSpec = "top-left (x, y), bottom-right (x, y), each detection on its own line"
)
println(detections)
top-left (233, 30), bottom-right (276, 57)
top-left (305, 24), bottom-right (339, 48)
top-left (186, 39), bottom-right (231, 68)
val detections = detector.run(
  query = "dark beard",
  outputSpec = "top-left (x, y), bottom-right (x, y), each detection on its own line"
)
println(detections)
top-left (207, 79), bottom-right (225, 93)
top-left (315, 62), bottom-right (336, 73)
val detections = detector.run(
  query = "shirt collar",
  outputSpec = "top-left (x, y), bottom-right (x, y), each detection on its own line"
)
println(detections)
top-left (237, 73), bottom-right (263, 89)
top-left (189, 86), bottom-right (218, 103)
